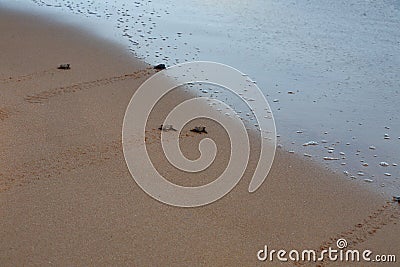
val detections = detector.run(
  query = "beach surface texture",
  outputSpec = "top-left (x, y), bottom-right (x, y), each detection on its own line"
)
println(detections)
top-left (0, 8), bottom-right (399, 266)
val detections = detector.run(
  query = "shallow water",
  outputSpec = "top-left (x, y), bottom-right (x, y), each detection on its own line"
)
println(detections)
top-left (2, 0), bottom-right (400, 195)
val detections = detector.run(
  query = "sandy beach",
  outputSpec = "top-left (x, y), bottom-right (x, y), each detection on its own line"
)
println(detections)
top-left (0, 8), bottom-right (399, 266)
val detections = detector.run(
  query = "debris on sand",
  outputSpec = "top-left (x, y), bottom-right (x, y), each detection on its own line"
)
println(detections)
top-left (58, 63), bottom-right (70, 70)
top-left (154, 63), bottom-right (166, 70)
top-left (364, 179), bottom-right (373, 183)
top-left (190, 126), bottom-right (207, 134)
top-left (379, 162), bottom-right (389, 167)
top-left (158, 124), bottom-right (177, 131)
top-left (393, 196), bottom-right (400, 203)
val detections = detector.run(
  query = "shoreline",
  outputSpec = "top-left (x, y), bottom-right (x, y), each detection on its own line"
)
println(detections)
top-left (3, 0), bottom-right (399, 196)
top-left (0, 8), bottom-right (399, 266)
top-left (2, 0), bottom-right (399, 197)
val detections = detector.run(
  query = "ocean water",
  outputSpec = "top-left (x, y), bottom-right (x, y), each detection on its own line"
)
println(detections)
top-left (2, 0), bottom-right (399, 195)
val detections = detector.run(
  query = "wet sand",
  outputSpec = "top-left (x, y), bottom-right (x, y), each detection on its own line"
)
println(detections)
top-left (0, 8), bottom-right (399, 266)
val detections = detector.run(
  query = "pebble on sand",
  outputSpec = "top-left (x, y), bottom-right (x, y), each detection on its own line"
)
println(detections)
top-left (303, 141), bottom-right (318, 146)
top-left (323, 157), bottom-right (339, 160)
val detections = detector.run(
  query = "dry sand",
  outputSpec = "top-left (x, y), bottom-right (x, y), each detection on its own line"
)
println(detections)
top-left (0, 8), bottom-right (399, 266)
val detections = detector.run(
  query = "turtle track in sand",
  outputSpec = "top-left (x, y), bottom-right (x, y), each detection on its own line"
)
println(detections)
top-left (0, 108), bottom-right (10, 121)
top-left (294, 202), bottom-right (400, 266)
top-left (24, 67), bottom-right (154, 104)
top-left (0, 139), bottom-right (122, 192)
top-left (0, 69), bottom-right (55, 84)
top-left (0, 128), bottom-right (199, 192)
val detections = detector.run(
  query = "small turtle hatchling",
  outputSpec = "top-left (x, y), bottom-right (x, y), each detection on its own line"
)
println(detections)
top-left (58, 63), bottom-right (71, 70)
top-left (190, 126), bottom-right (207, 134)
top-left (154, 64), bottom-right (166, 70)
top-left (158, 124), bottom-right (177, 131)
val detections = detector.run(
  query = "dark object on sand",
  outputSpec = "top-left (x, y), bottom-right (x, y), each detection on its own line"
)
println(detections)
top-left (393, 196), bottom-right (400, 203)
top-left (190, 126), bottom-right (207, 134)
top-left (158, 124), bottom-right (177, 131)
top-left (154, 64), bottom-right (166, 70)
top-left (58, 64), bottom-right (70, 70)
